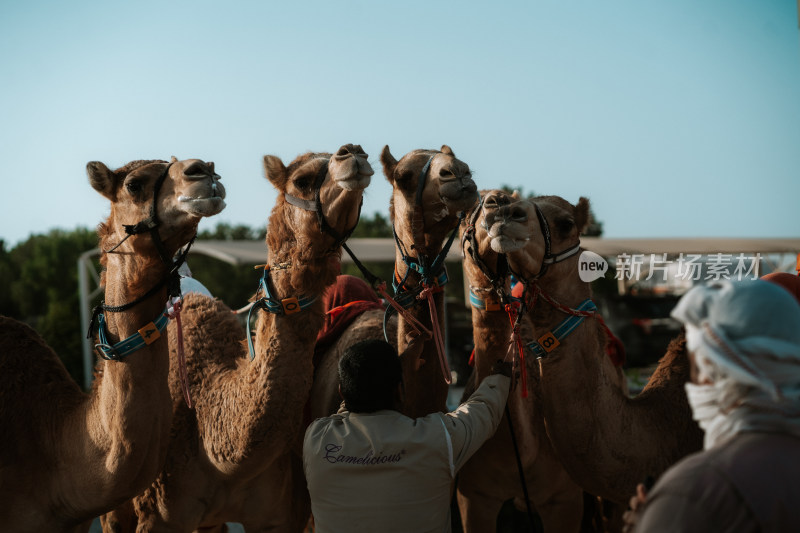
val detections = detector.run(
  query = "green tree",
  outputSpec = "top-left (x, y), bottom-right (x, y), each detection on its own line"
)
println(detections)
top-left (350, 211), bottom-right (392, 238)
top-left (197, 222), bottom-right (264, 241)
top-left (0, 240), bottom-right (20, 317)
top-left (5, 228), bottom-right (98, 385)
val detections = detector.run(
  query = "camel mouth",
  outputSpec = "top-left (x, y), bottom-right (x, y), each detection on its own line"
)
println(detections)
top-left (336, 173), bottom-right (372, 192)
top-left (439, 186), bottom-right (479, 213)
top-left (489, 235), bottom-right (529, 253)
top-left (179, 196), bottom-right (227, 217)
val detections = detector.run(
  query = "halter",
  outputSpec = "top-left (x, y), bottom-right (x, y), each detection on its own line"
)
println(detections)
top-left (284, 159), bottom-right (363, 252)
top-left (246, 156), bottom-right (364, 360)
top-left (503, 200), bottom-right (582, 284)
top-left (511, 203), bottom-right (612, 365)
top-left (461, 194), bottom-right (513, 311)
top-left (88, 162), bottom-right (191, 342)
top-left (245, 264), bottom-right (319, 360)
top-left (389, 153), bottom-right (464, 384)
top-left (87, 161), bottom-right (196, 406)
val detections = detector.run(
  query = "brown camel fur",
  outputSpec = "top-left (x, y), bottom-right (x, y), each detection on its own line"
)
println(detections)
top-left (381, 144), bottom-right (478, 418)
top-left (455, 190), bottom-right (585, 532)
top-left (0, 158), bottom-right (225, 531)
top-left (490, 195), bottom-right (702, 505)
top-left (100, 145), bottom-right (373, 532)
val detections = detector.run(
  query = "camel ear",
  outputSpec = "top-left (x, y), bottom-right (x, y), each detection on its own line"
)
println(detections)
top-left (440, 145), bottom-right (455, 156)
top-left (263, 155), bottom-right (288, 190)
top-left (575, 197), bottom-right (591, 234)
top-left (170, 156), bottom-right (179, 163)
top-left (511, 190), bottom-right (521, 200)
top-left (380, 145), bottom-right (398, 182)
top-left (87, 161), bottom-right (117, 201)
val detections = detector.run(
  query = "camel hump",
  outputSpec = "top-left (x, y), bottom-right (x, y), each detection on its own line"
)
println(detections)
top-left (0, 316), bottom-right (82, 438)
top-left (168, 293), bottom-right (247, 370)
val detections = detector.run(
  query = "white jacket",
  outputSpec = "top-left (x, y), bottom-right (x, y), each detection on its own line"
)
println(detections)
top-left (303, 374), bottom-right (510, 533)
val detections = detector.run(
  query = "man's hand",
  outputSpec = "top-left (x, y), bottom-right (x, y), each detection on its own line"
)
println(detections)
top-left (399, 332), bottom-right (428, 372)
top-left (491, 359), bottom-right (512, 378)
top-left (622, 482), bottom-right (649, 533)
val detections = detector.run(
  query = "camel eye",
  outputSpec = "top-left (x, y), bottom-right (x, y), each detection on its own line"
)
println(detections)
top-left (555, 217), bottom-right (575, 235)
top-left (439, 168), bottom-right (453, 178)
top-left (125, 180), bottom-right (143, 195)
top-left (294, 176), bottom-right (312, 190)
top-left (398, 170), bottom-right (414, 182)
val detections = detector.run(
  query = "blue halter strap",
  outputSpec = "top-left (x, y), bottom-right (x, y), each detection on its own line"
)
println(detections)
top-left (526, 298), bottom-right (597, 359)
top-left (94, 307), bottom-right (170, 360)
top-left (246, 266), bottom-right (318, 360)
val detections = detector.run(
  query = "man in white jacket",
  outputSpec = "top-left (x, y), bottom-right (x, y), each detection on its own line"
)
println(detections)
top-left (303, 338), bottom-right (511, 533)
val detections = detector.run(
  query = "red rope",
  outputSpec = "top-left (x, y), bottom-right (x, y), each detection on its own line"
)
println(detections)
top-left (375, 281), bottom-right (432, 338)
top-left (419, 283), bottom-right (452, 384)
top-left (505, 301), bottom-right (528, 398)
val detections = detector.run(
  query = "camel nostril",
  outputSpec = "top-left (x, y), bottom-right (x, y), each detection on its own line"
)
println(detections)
top-left (511, 207), bottom-right (528, 222)
top-left (183, 163), bottom-right (214, 181)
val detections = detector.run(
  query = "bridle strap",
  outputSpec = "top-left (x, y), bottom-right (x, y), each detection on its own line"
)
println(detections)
top-left (88, 162), bottom-right (195, 337)
top-left (461, 195), bottom-right (511, 301)
top-left (284, 160), bottom-right (362, 250)
top-left (508, 200), bottom-right (581, 284)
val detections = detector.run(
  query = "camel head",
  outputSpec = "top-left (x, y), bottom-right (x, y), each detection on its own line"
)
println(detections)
top-left (88, 157), bottom-right (226, 258)
top-left (491, 195), bottom-right (590, 284)
top-left (462, 190), bottom-right (520, 281)
top-left (478, 191), bottom-right (547, 284)
top-left (263, 144), bottom-right (372, 277)
top-left (381, 145), bottom-right (478, 256)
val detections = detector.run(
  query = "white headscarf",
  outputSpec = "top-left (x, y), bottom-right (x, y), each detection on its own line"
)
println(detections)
top-left (671, 280), bottom-right (800, 449)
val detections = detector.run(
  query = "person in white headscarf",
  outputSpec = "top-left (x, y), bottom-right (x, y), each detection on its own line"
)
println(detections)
top-left (624, 279), bottom-right (800, 533)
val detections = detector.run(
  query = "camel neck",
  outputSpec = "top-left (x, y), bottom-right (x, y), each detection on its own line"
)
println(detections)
top-left (463, 252), bottom-right (514, 381)
top-left (100, 252), bottom-right (170, 344)
top-left (527, 262), bottom-right (591, 330)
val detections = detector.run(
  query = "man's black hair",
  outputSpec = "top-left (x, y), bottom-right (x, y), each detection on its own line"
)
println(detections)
top-left (338, 339), bottom-right (403, 413)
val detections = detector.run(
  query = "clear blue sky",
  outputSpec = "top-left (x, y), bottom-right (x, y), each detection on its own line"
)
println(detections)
top-left (1, 0), bottom-right (798, 247)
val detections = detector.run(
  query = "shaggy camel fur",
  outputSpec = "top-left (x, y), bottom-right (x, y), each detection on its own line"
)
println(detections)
top-left (381, 144), bottom-right (478, 418)
top-left (0, 158), bottom-right (225, 531)
top-left (491, 195), bottom-right (702, 505)
top-left (100, 145), bottom-right (373, 532)
top-left (455, 190), bottom-right (585, 533)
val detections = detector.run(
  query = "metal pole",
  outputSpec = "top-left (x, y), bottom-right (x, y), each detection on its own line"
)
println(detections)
top-left (78, 252), bottom-right (92, 390)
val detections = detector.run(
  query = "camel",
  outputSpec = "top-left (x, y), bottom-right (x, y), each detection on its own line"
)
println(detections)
top-left (455, 190), bottom-right (585, 532)
top-left (486, 194), bottom-right (703, 505)
top-left (102, 144), bottom-right (373, 532)
top-left (380, 144), bottom-right (479, 418)
top-left (285, 145), bottom-right (476, 530)
top-left (0, 158), bottom-right (225, 531)
top-left (308, 144), bottom-right (477, 421)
